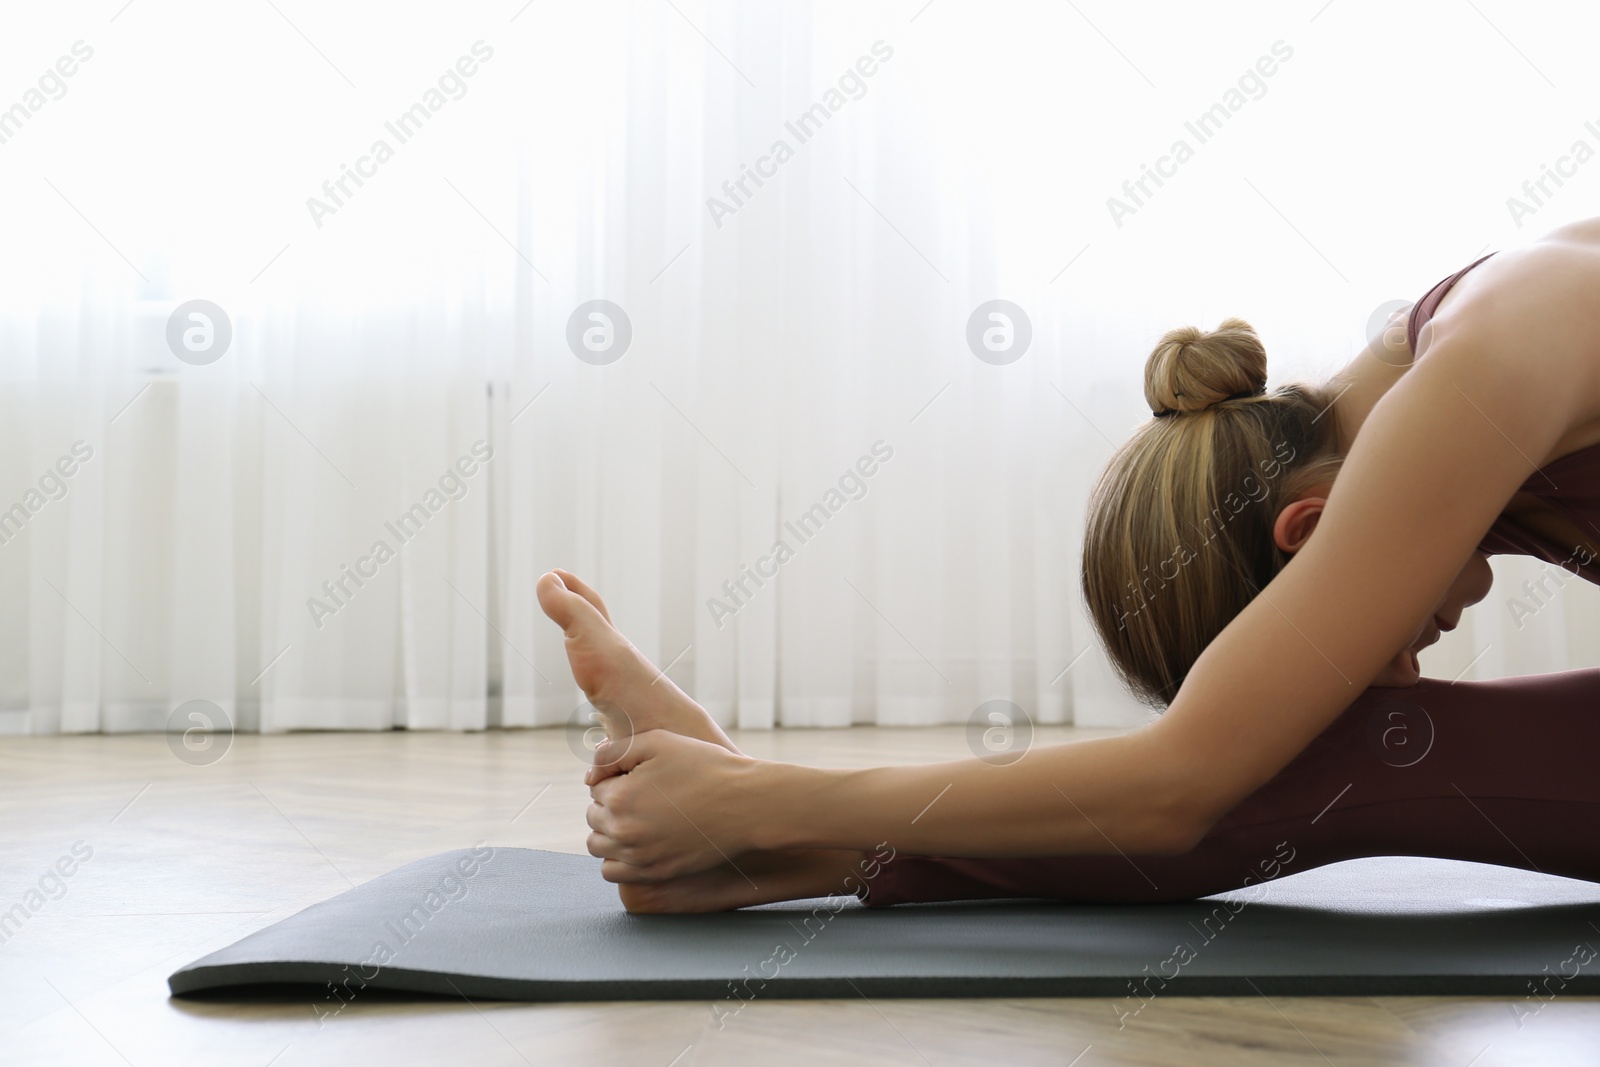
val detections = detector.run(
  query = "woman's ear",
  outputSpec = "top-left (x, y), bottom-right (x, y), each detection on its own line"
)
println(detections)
top-left (1273, 494), bottom-right (1328, 554)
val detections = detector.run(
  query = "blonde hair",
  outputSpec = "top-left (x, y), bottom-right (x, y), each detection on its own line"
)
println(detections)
top-left (1082, 318), bottom-right (1343, 706)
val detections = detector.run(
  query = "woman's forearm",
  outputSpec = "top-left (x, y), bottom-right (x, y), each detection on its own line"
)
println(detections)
top-left (751, 725), bottom-right (1207, 859)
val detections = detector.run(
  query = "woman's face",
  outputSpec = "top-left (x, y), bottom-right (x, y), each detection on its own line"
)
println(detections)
top-left (1276, 488), bottom-right (1495, 687)
top-left (1368, 551), bottom-right (1495, 687)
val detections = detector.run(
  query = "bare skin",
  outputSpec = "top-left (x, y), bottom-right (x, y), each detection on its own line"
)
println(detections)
top-left (1276, 487), bottom-right (1494, 688)
top-left (536, 568), bottom-right (736, 755)
top-left (538, 569), bottom-right (864, 911)
top-left (544, 217), bottom-right (1600, 912)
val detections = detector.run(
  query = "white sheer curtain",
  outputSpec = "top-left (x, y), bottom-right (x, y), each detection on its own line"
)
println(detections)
top-left (2, 0), bottom-right (1597, 736)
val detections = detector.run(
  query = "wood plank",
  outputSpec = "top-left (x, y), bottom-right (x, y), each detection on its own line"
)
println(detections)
top-left (0, 728), bottom-right (1591, 1066)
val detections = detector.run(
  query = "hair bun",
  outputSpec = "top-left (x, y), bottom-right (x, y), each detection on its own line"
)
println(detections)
top-left (1144, 317), bottom-right (1268, 417)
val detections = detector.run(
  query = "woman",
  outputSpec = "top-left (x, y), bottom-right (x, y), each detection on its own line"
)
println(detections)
top-left (539, 216), bottom-right (1600, 912)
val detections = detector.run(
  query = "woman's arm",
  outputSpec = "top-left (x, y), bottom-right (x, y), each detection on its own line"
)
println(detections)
top-left (805, 248), bottom-right (1599, 854)
top-left (587, 244), bottom-right (1600, 881)
top-left (1158, 241), bottom-right (1600, 826)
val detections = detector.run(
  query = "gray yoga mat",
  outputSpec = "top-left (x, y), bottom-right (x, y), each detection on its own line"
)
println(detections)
top-left (169, 847), bottom-right (1600, 1000)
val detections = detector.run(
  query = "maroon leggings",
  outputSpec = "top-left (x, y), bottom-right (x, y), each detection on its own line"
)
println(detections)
top-left (864, 670), bottom-right (1600, 906)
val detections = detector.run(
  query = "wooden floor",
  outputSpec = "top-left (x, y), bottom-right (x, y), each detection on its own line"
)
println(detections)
top-left (1, 725), bottom-right (1596, 1067)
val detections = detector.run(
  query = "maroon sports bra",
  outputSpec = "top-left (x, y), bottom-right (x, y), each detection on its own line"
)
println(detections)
top-left (1407, 253), bottom-right (1600, 578)
top-left (1403, 252), bottom-right (1495, 353)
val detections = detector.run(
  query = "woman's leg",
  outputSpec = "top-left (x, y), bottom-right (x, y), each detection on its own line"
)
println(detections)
top-left (865, 669), bottom-right (1600, 906)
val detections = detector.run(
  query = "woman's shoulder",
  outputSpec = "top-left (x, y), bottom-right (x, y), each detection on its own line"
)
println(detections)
top-left (1426, 230), bottom-right (1600, 361)
top-left (1338, 233), bottom-right (1600, 460)
top-left (1416, 228), bottom-right (1600, 467)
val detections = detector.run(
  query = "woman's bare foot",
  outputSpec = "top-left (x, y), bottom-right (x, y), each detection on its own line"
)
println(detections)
top-left (537, 569), bottom-right (738, 754)
top-left (616, 849), bottom-right (869, 913)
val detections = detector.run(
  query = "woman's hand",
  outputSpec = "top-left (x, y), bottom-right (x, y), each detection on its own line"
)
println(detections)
top-left (585, 729), bottom-right (767, 882)
top-left (615, 848), bottom-right (872, 912)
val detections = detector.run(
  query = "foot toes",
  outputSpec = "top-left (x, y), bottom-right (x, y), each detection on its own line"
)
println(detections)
top-left (537, 571), bottom-right (609, 636)
top-left (553, 568), bottom-right (613, 624)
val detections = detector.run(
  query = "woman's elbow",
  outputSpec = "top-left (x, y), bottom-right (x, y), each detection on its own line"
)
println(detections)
top-left (1121, 799), bottom-right (1212, 856)
top-left (1127, 746), bottom-right (1227, 855)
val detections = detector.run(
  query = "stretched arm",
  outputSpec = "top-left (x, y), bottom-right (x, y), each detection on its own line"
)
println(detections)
top-left (586, 243), bottom-right (1600, 880)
